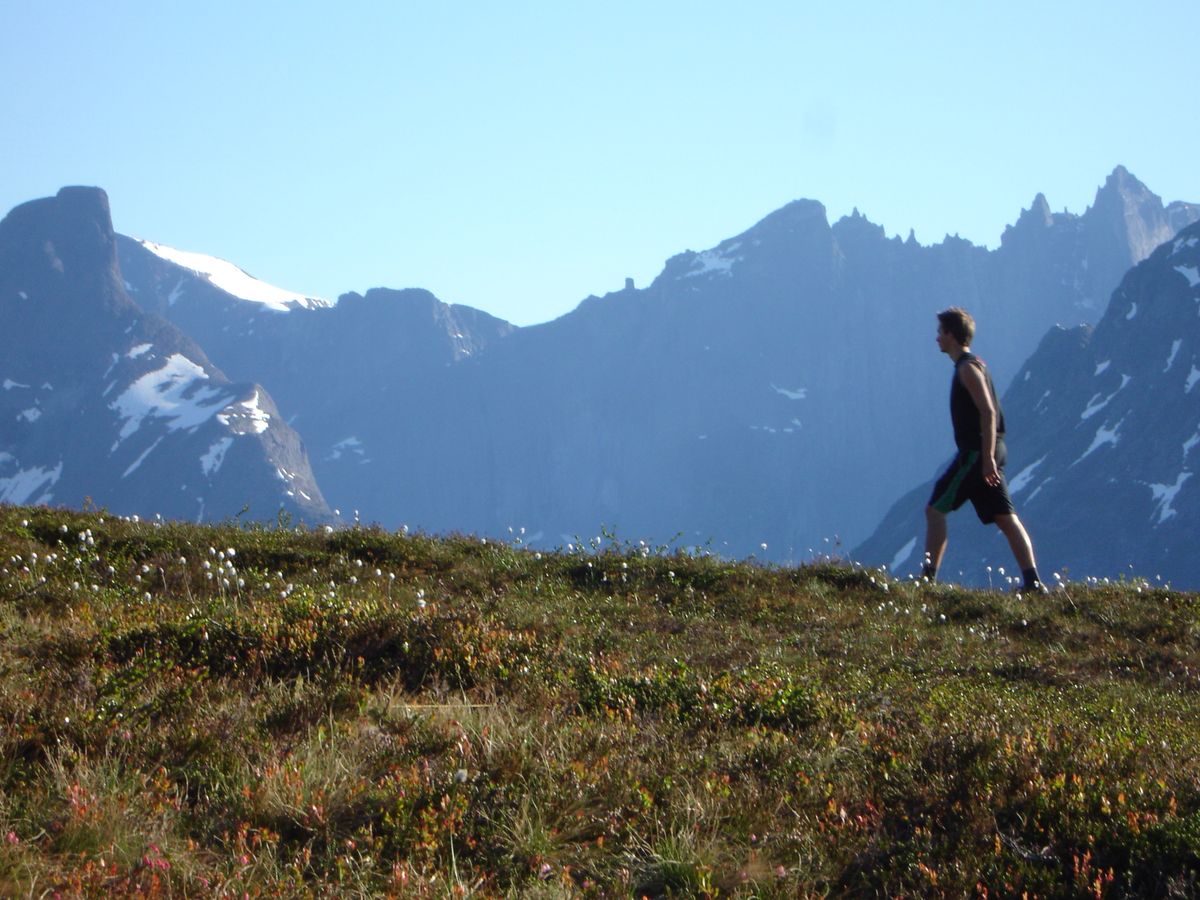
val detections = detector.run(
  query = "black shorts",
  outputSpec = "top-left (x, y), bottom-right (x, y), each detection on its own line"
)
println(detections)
top-left (928, 444), bottom-right (1015, 525)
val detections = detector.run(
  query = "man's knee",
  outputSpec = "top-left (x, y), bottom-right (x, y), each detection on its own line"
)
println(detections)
top-left (993, 513), bottom-right (1021, 534)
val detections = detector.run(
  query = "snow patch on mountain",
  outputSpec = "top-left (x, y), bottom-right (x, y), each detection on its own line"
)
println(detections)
top-left (889, 536), bottom-right (916, 573)
top-left (1175, 265), bottom-right (1200, 288)
top-left (200, 437), bottom-right (234, 476)
top-left (682, 242), bottom-right (743, 279)
top-left (0, 461), bottom-right (63, 505)
top-left (217, 390), bottom-right (271, 434)
top-left (771, 384), bottom-right (808, 400)
top-left (1165, 339), bottom-right (1182, 372)
top-left (1185, 428), bottom-right (1200, 459)
top-left (328, 437), bottom-right (365, 461)
top-left (109, 354), bottom-right (231, 441)
top-left (123, 436), bottom-right (164, 478)
top-left (138, 240), bottom-right (329, 312)
top-left (1080, 375), bottom-right (1129, 420)
top-left (1148, 472), bottom-right (1192, 524)
top-left (1077, 420), bottom-right (1123, 463)
top-left (1008, 455), bottom-right (1047, 495)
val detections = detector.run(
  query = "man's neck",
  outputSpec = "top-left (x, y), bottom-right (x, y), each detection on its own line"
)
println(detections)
top-left (949, 344), bottom-right (970, 363)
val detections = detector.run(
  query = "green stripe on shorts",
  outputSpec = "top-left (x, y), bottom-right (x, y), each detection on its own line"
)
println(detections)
top-left (932, 450), bottom-right (979, 514)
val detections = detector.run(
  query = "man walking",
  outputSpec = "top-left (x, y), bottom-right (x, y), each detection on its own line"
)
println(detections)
top-left (922, 307), bottom-right (1045, 592)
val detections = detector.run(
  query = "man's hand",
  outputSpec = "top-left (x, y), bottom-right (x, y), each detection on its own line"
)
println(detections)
top-left (982, 456), bottom-right (1001, 487)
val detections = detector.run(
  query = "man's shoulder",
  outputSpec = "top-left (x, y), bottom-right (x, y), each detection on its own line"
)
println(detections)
top-left (956, 352), bottom-right (988, 373)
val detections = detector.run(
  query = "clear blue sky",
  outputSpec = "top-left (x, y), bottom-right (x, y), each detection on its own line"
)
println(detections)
top-left (3, 1), bottom-right (1197, 326)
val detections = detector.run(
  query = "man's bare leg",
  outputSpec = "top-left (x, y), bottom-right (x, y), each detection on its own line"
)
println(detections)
top-left (923, 505), bottom-right (947, 580)
top-left (994, 513), bottom-right (1043, 589)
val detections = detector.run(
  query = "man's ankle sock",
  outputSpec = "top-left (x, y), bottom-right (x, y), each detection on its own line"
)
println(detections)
top-left (1022, 567), bottom-right (1041, 589)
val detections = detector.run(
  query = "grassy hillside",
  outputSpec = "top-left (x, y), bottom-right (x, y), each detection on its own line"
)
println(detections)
top-left (1, 504), bottom-right (1198, 898)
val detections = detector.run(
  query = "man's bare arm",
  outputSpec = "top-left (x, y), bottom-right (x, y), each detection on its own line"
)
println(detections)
top-left (959, 360), bottom-right (1001, 485)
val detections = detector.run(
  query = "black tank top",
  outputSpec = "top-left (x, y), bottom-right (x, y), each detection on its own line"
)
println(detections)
top-left (951, 351), bottom-right (1005, 451)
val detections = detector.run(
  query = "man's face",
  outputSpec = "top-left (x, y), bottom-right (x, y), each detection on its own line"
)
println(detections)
top-left (936, 322), bottom-right (953, 354)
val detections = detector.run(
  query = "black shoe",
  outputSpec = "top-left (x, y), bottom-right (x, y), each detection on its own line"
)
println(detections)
top-left (1015, 581), bottom-right (1049, 596)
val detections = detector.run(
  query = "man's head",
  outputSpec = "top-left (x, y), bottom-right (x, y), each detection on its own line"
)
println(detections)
top-left (936, 307), bottom-right (975, 349)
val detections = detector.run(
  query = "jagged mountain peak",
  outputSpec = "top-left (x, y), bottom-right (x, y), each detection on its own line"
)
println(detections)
top-left (832, 208), bottom-right (887, 240)
top-left (0, 186), bottom-right (124, 311)
top-left (1086, 165), bottom-right (1163, 221)
top-left (1095, 164), bottom-right (1148, 199)
top-left (751, 198), bottom-right (830, 233)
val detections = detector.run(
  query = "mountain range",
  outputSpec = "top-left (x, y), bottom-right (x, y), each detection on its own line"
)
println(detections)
top-left (1, 168), bottom-right (1197, 583)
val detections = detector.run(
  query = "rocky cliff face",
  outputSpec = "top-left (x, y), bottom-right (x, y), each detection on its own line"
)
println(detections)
top-left (855, 219), bottom-right (1200, 588)
top-left (0, 188), bottom-right (331, 523)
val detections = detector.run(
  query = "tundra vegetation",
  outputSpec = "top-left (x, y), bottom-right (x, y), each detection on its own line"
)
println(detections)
top-left (0, 503), bottom-right (1198, 897)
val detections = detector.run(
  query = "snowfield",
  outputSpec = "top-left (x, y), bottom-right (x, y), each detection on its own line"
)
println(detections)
top-left (138, 240), bottom-right (330, 312)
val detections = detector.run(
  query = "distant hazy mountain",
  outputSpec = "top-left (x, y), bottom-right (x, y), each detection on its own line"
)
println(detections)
top-left (5, 169), bottom-right (1195, 570)
top-left (0, 188), bottom-right (330, 523)
top-left (855, 219), bottom-right (1200, 588)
